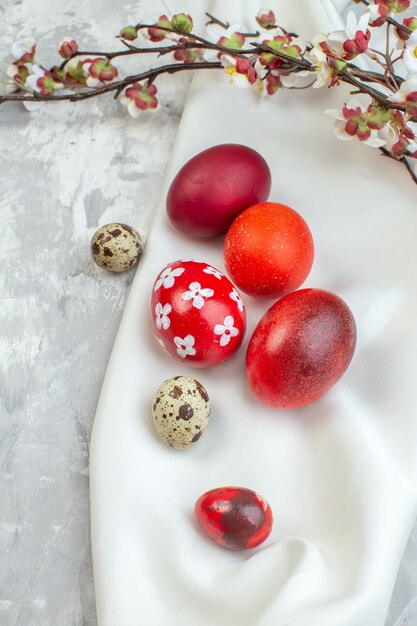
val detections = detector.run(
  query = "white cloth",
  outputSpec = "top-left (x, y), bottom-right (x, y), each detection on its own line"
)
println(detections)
top-left (90, 2), bottom-right (417, 625)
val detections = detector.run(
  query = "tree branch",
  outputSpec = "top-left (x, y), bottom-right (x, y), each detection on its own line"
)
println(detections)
top-left (0, 61), bottom-right (222, 105)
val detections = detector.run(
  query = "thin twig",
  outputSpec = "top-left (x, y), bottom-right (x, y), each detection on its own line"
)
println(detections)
top-left (357, 0), bottom-right (412, 36)
top-left (205, 12), bottom-right (229, 29)
top-left (380, 147), bottom-right (417, 184)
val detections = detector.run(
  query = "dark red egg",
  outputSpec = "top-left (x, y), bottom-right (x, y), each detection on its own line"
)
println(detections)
top-left (194, 486), bottom-right (273, 550)
top-left (151, 260), bottom-right (246, 368)
top-left (246, 289), bottom-right (357, 409)
top-left (166, 144), bottom-right (271, 238)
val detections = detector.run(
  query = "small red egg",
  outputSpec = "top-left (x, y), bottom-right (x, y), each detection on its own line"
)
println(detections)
top-left (224, 202), bottom-right (314, 298)
top-left (166, 144), bottom-right (271, 238)
top-left (194, 487), bottom-right (273, 550)
top-left (246, 288), bottom-right (357, 409)
top-left (151, 260), bottom-right (246, 368)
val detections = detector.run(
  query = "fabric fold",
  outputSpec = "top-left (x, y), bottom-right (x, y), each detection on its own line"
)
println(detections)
top-left (90, 2), bottom-right (417, 625)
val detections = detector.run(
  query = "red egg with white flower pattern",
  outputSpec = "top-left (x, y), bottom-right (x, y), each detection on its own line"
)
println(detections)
top-left (151, 260), bottom-right (246, 368)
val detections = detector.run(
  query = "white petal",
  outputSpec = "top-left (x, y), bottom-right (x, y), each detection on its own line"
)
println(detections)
top-left (223, 315), bottom-right (235, 329)
top-left (396, 78), bottom-right (417, 98)
top-left (229, 327), bottom-right (239, 338)
top-left (23, 99), bottom-right (43, 112)
top-left (182, 291), bottom-right (194, 302)
top-left (357, 12), bottom-right (370, 34)
top-left (345, 98), bottom-right (365, 111)
top-left (328, 30), bottom-right (347, 45)
top-left (334, 120), bottom-right (354, 141)
top-left (171, 268), bottom-right (184, 277)
top-left (219, 334), bottom-right (230, 347)
top-left (86, 76), bottom-right (102, 88)
top-left (6, 64), bottom-right (18, 79)
top-left (193, 295), bottom-right (205, 309)
top-left (220, 54), bottom-right (236, 69)
top-left (345, 11), bottom-right (357, 38)
top-left (162, 304), bottom-right (172, 315)
top-left (280, 72), bottom-right (313, 88)
top-left (214, 324), bottom-right (225, 336)
top-left (363, 133), bottom-right (386, 148)
top-left (206, 23), bottom-right (223, 42)
top-left (231, 73), bottom-right (251, 89)
top-left (404, 50), bottom-right (417, 76)
top-left (325, 108), bottom-right (345, 121)
top-left (163, 276), bottom-right (175, 288)
top-left (162, 316), bottom-right (170, 330)
top-left (29, 64), bottom-right (45, 78)
top-left (189, 282), bottom-right (201, 292)
top-left (127, 101), bottom-right (141, 118)
top-left (25, 75), bottom-right (39, 91)
top-left (199, 288), bottom-right (214, 298)
top-left (184, 335), bottom-right (195, 347)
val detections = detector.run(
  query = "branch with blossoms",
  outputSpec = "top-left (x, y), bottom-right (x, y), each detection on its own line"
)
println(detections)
top-left (3, 2), bottom-right (417, 184)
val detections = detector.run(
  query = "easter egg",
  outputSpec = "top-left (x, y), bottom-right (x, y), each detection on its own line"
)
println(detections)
top-left (166, 144), bottom-right (271, 238)
top-left (194, 486), bottom-right (273, 550)
top-left (151, 260), bottom-right (246, 368)
top-left (152, 376), bottom-right (211, 449)
top-left (246, 289), bottom-right (357, 409)
top-left (224, 202), bottom-right (314, 298)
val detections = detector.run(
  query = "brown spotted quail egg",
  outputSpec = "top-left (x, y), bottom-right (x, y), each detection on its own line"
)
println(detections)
top-left (90, 223), bottom-right (143, 272)
top-left (152, 376), bottom-right (211, 449)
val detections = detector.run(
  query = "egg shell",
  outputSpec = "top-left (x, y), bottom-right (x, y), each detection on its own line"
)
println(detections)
top-left (166, 144), bottom-right (272, 238)
top-left (194, 486), bottom-right (273, 550)
top-left (151, 260), bottom-right (246, 368)
top-left (90, 223), bottom-right (143, 272)
top-left (246, 288), bottom-right (357, 409)
top-left (224, 202), bottom-right (314, 298)
top-left (152, 376), bottom-right (210, 449)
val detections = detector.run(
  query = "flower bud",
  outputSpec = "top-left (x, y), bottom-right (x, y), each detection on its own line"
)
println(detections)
top-left (256, 9), bottom-right (276, 29)
top-left (59, 38), bottom-right (78, 59)
top-left (147, 15), bottom-right (171, 42)
top-left (118, 25), bottom-right (138, 41)
top-left (404, 16), bottom-right (417, 31)
top-left (171, 13), bottom-right (193, 33)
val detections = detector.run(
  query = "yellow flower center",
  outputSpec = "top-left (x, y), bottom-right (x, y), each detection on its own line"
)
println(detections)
top-left (413, 45), bottom-right (417, 58)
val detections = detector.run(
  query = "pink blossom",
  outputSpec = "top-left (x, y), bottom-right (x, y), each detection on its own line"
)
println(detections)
top-left (173, 37), bottom-right (203, 63)
top-left (326, 99), bottom-right (387, 147)
top-left (326, 12), bottom-right (370, 61)
top-left (145, 15), bottom-right (171, 42)
top-left (220, 54), bottom-right (257, 88)
top-left (26, 64), bottom-right (63, 96)
top-left (83, 58), bottom-right (118, 87)
top-left (11, 36), bottom-right (36, 63)
top-left (120, 82), bottom-right (158, 117)
top-left (388, 78), bottom-right (417, 116)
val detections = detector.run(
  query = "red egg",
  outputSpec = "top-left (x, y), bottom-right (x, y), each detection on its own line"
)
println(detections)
top-left (246, 289), bottom-right (357, 409)
top-left (194, 487), bottom-right (273, 550)
top-left (151, 260), bottom-right (246, 368)
top-left (224, 202), bottom-right (314, 298)
top-left (166, 144), bottom-right (271, 238)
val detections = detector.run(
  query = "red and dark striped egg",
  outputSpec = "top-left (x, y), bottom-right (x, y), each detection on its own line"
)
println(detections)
top-left (194, 486), bottom-right (273, 550)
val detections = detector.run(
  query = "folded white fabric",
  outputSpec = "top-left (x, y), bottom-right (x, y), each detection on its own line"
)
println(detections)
top-left (90, 1), bottom-right (417, 625)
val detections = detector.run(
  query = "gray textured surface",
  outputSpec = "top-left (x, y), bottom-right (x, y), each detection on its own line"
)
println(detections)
top-left (0, 0), bottom-right (416, 625)
top-left (0, 1), bottom-right (188, 624)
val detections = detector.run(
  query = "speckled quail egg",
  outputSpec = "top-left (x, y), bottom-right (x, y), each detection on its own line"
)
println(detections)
top-left (152, 376), bottom-right (211, 449)
top-left (90, 223), bottom-right (143, 272)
